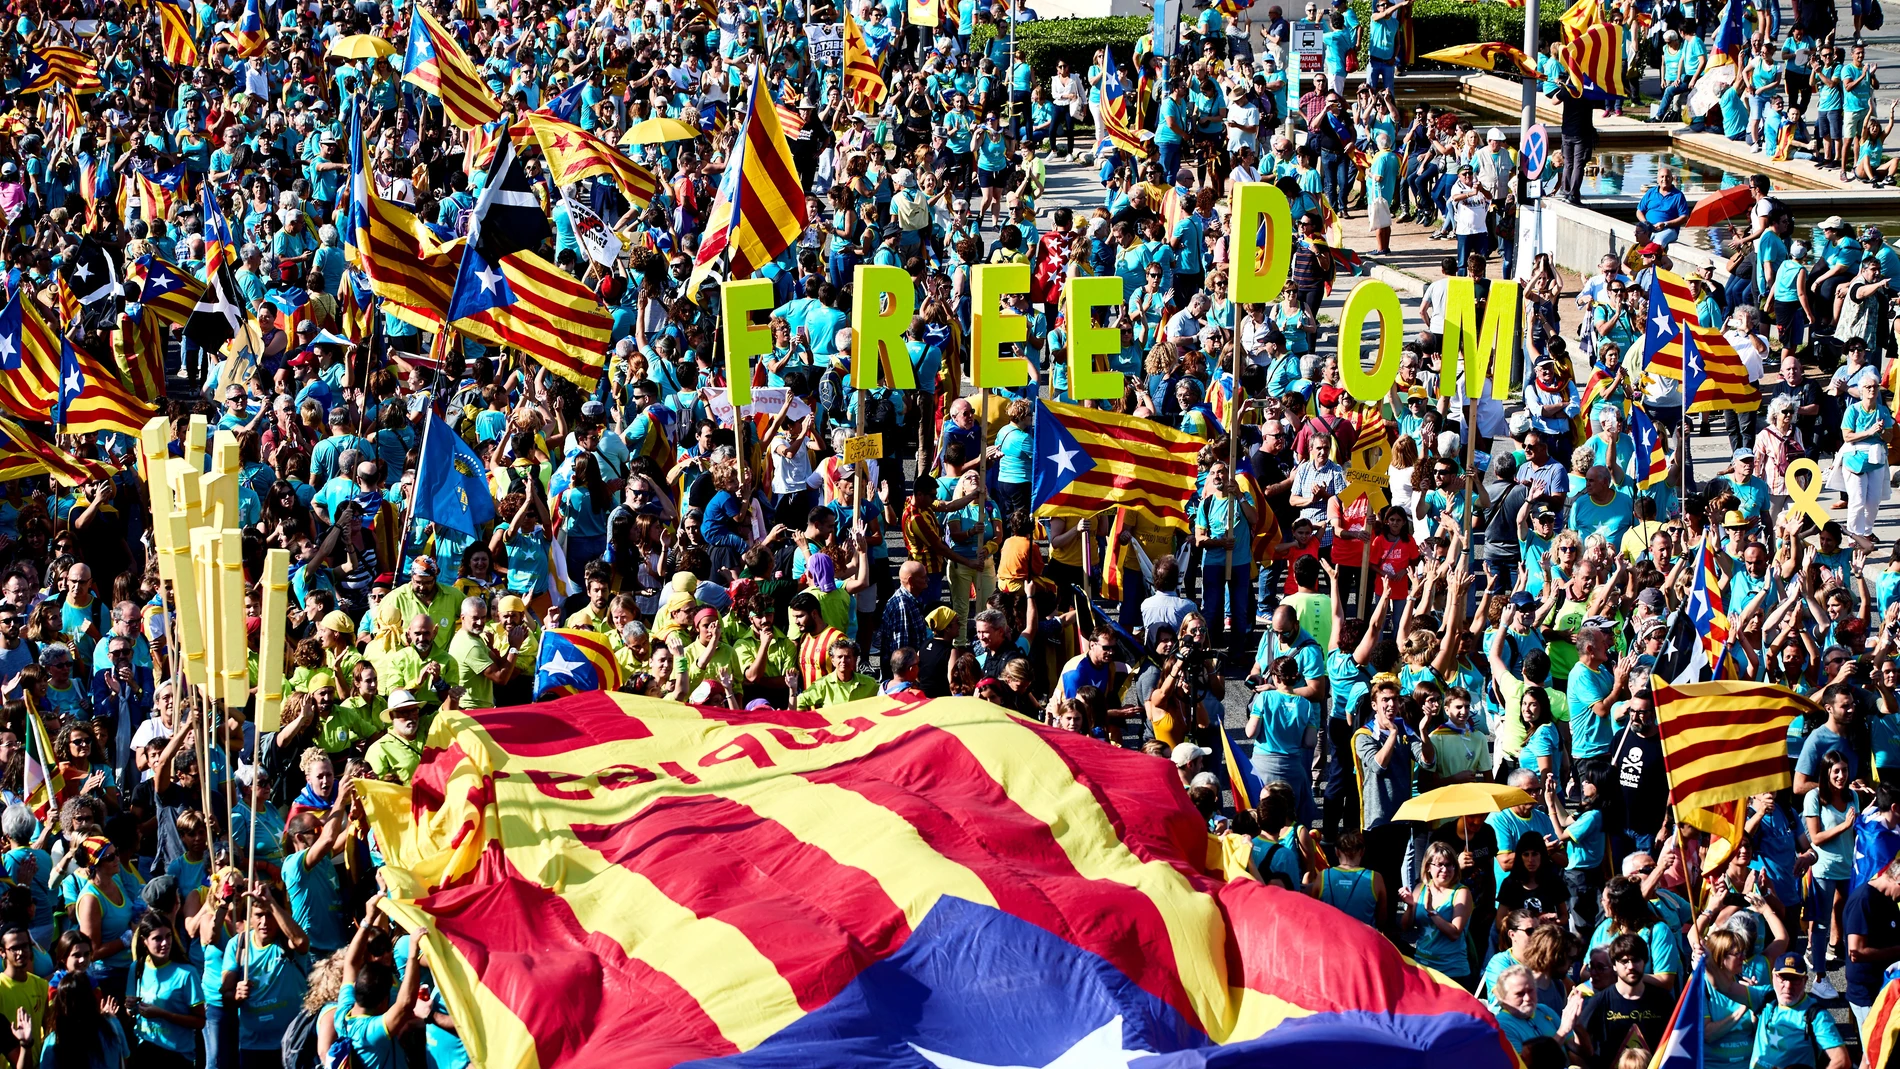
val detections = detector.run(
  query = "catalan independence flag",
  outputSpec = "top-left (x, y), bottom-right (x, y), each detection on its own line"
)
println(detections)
top-left (20, 46), bottom-right (101, 95)
top-left (533, 629), bottom-right (625, 699)
top-left (0, 290), bottom-right (64, 424)
top-left (1680, 324), bottom-right (1761, 414)
top-left (1099, 48), bottom-right (1149, 158)
top-left (843, 10), bottom-right (888, 112)
top-left (1031, 398), bottom-right (1203, 532)
top-left (1654, 678), bottom-right (1818, 814)
top-left (1863, 977), bottom-right (1900, 1069)
top-left (1646, 964), bottom-right (1705, 1069)
top-left (202, 181), bottom-right (238, 277)
top-left (688, 65), bottom-right (809, 298)
top-left (1643, 267), bottom-right (1698, 365)
top-left (402, 5), bottom-right (504, 131)
top-left (355, 693), bottom-right (1521, 1069)
top-left (516, 113), bottom-right (662, 209)
top-left (449, 248), bottom-right (612, 390)
top-left (224, 0), bottom-right (270, 58)
top-left (136, 256), bottom-right (206, 325)
top-left (1628, 405), bottom-right (1668, 489)
top-left (56, 334), bottom-right (158, 438)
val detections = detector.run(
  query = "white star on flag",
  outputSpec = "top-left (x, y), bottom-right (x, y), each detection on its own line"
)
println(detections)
top-left (24, 62), bottom-right (43, 79)
top-left (1652, 307), bottom-right (1675, 337)
top-left (541, 650), bottom-right (585, 677)
top-left (71, 263), bottom-right (91, 282)
top-left (476, 266), bottom-right (504, 293)
top-left (1048, 443), bottom-right (1080, 477)
top-left (63, 369), bottom-right (83, 397)
top-left (148, 274), bottom-right (173, 292)
top-left (0, 337), bottom-right (15, 363)
top-left (911, 1017), bottom-right (1153, 1069)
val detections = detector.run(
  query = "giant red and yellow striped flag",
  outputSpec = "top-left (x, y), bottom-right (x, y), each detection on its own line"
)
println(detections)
top-left (516, 113), bottom-right (661, 209)
top-left (358, 194), bottom-right (461, 327)
top-left (1863, 977), bottom-right (1900, 1069)
top-left (356, 692), bottom-right (1520, 1069)
top-left (688, 66), bottom-right (809, 298)
top-left (1032, 398), bottom-right (1203, 531)
top-left (843, 10), bottom-right (888, 112)
top-left (1559, 0), bottom-right (1627, 98)
top-left (455, 251), bottom-right (612, 389)
top-left (1653, 679), bottom-right (1820, 814)
top-left (401, 5), bottom-right (503, 131)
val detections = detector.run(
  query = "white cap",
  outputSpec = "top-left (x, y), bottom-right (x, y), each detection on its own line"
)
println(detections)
top-left (1487, 127), bottom-right (1507, 141)
top-left (1171, 742), bottom-right (1212, 766)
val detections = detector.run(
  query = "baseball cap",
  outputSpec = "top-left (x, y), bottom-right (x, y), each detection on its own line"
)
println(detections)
top-left (1316, 385), bottom-right (1344, 407)
top-left (1734, 446), bottom-right (1756, 460)
top-left (1487, 127), bottom-right (1506, 141)
top-left (1508, 591), bottom-right (1537, 610)
top-left (1638, 242), bottom-right (1662, 256)
top-left (1637, 588), bottom-right (1667, 612)
top-left (1822, 215), bottom-right (1848, 231)
top-left (1772, 953), bottom-right (1807, 977)
top-left (1171, 742), bottom-right (1212, 766)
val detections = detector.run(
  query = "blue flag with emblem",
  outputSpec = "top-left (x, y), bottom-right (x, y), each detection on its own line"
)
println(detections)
top-left (412, 413), bottom-right (496, 537)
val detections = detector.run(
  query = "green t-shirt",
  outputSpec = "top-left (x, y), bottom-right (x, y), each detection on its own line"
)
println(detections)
top-left (446, 629), bottom-right (498, 709)
top-left (1282, 592), bottom-right (1332, 651)
top-left (796, 673), bottom-right (880, 709)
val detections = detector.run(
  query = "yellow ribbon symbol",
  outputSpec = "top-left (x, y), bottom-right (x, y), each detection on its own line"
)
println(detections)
top-left (1783, 458), bottom-right (1832, 529)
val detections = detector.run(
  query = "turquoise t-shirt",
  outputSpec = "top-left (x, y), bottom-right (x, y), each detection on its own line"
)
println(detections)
top-left (1803, 790), bottom-right (1855, 880)
top-left (1818, 64), bottom-right (1845, 111)
top-left (136, 960), bottom-right (205, 1054)
top-left (1754, 996), bottom-right (1844, 1068)
top-left (334, 984), bottom-right (406, 1069)
top-left (1844, 63), bottom-right (1874, 111)
top-left (1720, 87), bottom-right (1748, 137)
top-left (1249, 690), bottom-right (1317, 755)
top-left (221, 936), bottom-right (309, 1051)
top-left (1705, 983), bottom-right (1767, 1069)
top-left (1567, 662), bottom-right (1617, 759)
top-left (1565, 807), bottom-right (1606, 870)
top-left (1156, 98), bottom-right (1186, 144)
top-left (284, 849), bottom-right (344, 952)
top-left (994, 424), bottom-right (1033, 483)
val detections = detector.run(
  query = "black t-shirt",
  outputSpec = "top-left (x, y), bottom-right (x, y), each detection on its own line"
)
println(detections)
top-left (1579, 983), bottom-right (1677, 1068)
top-left (1845, 882), bottom-right (1900, 1004)
top-left (1497, 870), bottom-right (1563, 922)
top-left (130, 778), bottom-right (213, 873)
top-left (1486, 483), bottom-right (1529, 562)
top-left (1610, 729), bottom-right (1668, 838)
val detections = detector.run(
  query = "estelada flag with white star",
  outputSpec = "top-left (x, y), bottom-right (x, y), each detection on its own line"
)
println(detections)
top-left (1031, 397), bottom-right (1203, 533)
top-left (354, 692), bottom-right (1520, 1069)
top-left (530, 628), bottom-right (625, 700)
top-left (56, 333), bottom-right (156, 438)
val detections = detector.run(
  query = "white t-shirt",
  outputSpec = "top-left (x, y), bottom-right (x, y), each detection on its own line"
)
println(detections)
top-left (771, 433), bottom-right (814, 495)
top-left (1226, 103), bottom-right (1261, 152)
top-left (1422, 278), bottom-right (1451, 332)
top-left (1451, 183), bottom-right (1490, 236)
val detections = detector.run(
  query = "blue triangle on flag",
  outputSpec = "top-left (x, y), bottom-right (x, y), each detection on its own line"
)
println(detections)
top-left (446, 244), bottom-right (514, 324)
top-left (1030, 402), bottom-right (1096, 510)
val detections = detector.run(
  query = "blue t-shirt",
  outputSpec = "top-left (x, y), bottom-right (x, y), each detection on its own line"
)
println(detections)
top-left (1564, 807), bottom-right (1606, 870)
top-left (1567, 662), bottom-right (1618, 759)
top-left (1753, 996), bottom-right (1844, 1068)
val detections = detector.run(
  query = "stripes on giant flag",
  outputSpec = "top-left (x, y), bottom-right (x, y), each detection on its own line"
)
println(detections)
top-left (0, 290), bottom-right (65, 423)
top-left (20, 46), bottom-right (102, 94)
top-left (0, 413), bottom-right (107, 487)
top-left (59, 337), bottom-right (159, 438)
top-left (358, 693), bottom-right (1520, 1069)
top-left (401, 5), bottom-right (504, 131)
top-left (1652, 679), bottom-right (1820, 812)
top-left (1559, 0), bottom-right (1627, 98)
top-left (154, 0), bottom-right (201, 67)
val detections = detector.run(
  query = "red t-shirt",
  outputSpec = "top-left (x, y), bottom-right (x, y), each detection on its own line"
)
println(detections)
top-left (1370, 535), bottom-right (1421, 599)
top-left (1281, 536), bottom-right (1321, 594)
top-left (1329, 497), bottom-right (1373, 567)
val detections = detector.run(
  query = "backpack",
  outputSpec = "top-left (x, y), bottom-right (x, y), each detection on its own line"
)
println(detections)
top-left (281, 1004), bottom-right (356, 1069)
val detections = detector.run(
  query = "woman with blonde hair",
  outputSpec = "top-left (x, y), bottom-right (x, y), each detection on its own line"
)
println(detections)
top-left (1401, 840), bottom-right (1474, 987)
top-left (302, 953), bottom-right (348, 1069)
top-left (1698, 927), bottom-right (1765, 1069)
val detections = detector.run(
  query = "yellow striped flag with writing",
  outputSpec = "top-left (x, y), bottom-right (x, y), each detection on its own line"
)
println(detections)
top-left (354, 693), bottom-right (1521, 1069)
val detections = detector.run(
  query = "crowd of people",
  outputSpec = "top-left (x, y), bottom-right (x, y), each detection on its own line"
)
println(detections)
top-left (0, 0), bottom-right (1897, 1064)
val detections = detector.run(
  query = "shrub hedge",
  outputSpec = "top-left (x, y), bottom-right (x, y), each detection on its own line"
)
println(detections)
top-left (970, 16), bottom-right (1151, 75)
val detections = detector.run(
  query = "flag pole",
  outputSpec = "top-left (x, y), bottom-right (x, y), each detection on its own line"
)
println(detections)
top-left (1224, 275), bottom-right (1242, 649)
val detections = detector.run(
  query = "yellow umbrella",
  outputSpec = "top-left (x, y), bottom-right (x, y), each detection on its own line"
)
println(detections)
top-left (620, 117), bottom-right (701, 145)
top-left (1393, 782), bottom-right (1535, 825)
top-left (328, 34), bottom-right (397, 60)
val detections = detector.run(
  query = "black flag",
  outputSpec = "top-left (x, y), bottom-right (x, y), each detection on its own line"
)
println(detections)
top-left (185, 265), bottom-right (244, 355)
top-left (468, 140), bottom-right (552, 261)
